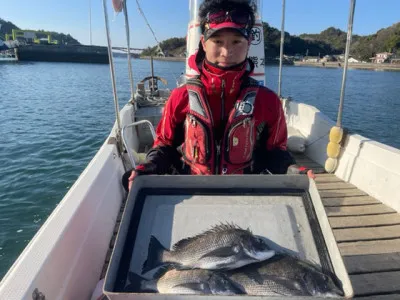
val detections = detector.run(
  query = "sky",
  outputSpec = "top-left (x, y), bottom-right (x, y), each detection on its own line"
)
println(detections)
top-left (1, 0), bottom-right (399, 49)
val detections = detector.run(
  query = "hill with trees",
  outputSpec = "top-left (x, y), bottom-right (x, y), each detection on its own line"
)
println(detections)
top-left (0, 18), bottom-right (80, 45)
top-left (143, 22), bottom-right (400, 62)
top-left (141, 37), bottom-right (186, 57)
top-left (299, 22), bottom-right (399, 60)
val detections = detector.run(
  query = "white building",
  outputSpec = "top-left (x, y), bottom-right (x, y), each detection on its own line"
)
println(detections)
top-left (370, 52), bottom-right (393, 63)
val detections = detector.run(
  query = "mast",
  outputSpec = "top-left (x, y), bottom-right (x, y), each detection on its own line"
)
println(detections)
top-left (337, 0), bottom-right (356, 127)
top-left (89, 0), bottom-right (92, 45)
top-left (277, 0), bottom-right (286, 97)
top-left (102, 0), bottom-right (123, 151)
top-left (325, 0), bottom-right (357, 173)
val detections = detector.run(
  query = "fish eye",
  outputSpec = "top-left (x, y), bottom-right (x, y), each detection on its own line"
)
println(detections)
top-left (233, 244), bottom-right (241, 253)
top-left (256, 237), bottom-right (265, 244)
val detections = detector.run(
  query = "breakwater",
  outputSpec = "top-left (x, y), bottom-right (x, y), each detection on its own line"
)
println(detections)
top-left (16, 44), bottom-right (109, 64)
top-left (294, 61), bottom-right (400, 71)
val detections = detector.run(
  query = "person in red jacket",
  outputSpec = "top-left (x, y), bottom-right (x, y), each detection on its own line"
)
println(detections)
top-left (122, 0), bottom-right (313, 191)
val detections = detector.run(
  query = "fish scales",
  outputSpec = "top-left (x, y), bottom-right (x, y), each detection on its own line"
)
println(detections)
top-left (142, 223), bottom-right (275, 273)
top-left (227, 253), bottom-right (344, 297)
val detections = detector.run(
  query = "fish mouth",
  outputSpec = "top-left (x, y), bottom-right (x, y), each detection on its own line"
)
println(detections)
top-left (245, 248), bottom-right (275, 261)
top-left (329, 287), bottom-right (345, 297)
top-left (314, 287), bottom-right (344, 298)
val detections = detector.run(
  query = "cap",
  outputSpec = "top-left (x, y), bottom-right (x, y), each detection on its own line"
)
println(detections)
top-left (202, 10), bottom-right (253, 41)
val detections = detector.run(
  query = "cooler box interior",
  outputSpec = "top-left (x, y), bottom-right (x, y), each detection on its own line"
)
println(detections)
top-left (104, 175), bottom-right (353, 299)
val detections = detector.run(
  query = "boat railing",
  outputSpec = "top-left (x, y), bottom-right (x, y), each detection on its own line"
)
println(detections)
top-left (121, 120), bottom-right (156, 169)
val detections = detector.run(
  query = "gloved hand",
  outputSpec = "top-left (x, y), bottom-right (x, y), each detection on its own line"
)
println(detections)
top-left (128, 170), bottom-right (137, 191)
top-left (122, 162), bottom-right (157, 192)
top-left (287, 164), bottom-right (316, 179)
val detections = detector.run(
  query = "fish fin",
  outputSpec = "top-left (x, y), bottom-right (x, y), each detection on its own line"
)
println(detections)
top-left (212, 222), bottom-right (245, 233)
top-left (152, 264), bottom-right (176, 279)
top-left (172, 283), bottom-right (208, 293)
top-left (171, 236), bottom-right (198, 251)
top-left (200, 246), bottom-right (239, 259)
top-left (142, 236), bottom-right (168, 274)
top-left (244, 269), bottom-right (264, 285)
top-left (172, 223), bottom-right (249, 252)
top-left (126, 271), bottom-right (155, 292)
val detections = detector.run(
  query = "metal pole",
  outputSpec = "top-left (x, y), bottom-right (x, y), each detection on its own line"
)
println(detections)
top-left (277, 0), bottom-right (286, 97)
top-left (89, 0), bottom-right (92, 45)
top-left (337, 0), bottom-right (356, 127)
top-left (123, 0), bottom-right (135, 102)
top-left (151, 56), bottom-right (155, 93)
top-left (102, 0), bottom-right (122, 136)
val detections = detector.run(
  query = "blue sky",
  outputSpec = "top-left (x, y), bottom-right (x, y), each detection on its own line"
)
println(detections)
top-left (1, 0), bottom-right (399, 48)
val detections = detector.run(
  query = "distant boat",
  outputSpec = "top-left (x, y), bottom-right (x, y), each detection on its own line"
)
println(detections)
top-left (0, 38), bottom-right (17, 61)
top-left (0, 50), bottom-right (17, 62)
top-left (0, 39), bottom-right (8, 51)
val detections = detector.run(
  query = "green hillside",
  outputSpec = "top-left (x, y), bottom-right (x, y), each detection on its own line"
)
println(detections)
top-left (300, 22), bottom-right (400, 60)
top-left (142, 22), bottom-right (400, 62)
top-left (0, 18), bottom-right (80, 45)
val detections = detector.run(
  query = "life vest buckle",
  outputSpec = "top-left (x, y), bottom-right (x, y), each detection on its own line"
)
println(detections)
top-left (237, 101), bottom-right (254, 115)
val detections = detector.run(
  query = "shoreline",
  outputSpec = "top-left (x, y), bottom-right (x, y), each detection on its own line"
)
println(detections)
top-left (139, 57), bottom-right (400, 71)
top-left (140, 56), bottom-right (185, 62)
top-left (294, 61), bottom-right (400, 71)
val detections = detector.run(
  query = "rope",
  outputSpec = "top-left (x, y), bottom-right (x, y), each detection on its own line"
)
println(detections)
top-left (135, 0), bottom-right (180, 87)
top-left (123, 0), bottom-right (135, 102)
top-left (136, 95), bottom-right (167, 107)
top-left (135, 0), bottom-right (165, 57)
top-left (305, 132), bottom-right (330, 147)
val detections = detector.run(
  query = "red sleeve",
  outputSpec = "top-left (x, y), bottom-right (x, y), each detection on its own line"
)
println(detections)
top-left (153, 86), bottom-right (188, 147)
top-left (255, 88), bottom-right (288, 151)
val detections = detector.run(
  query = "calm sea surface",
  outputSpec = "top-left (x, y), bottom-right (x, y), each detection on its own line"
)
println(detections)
top-left (0, 58), bottom-right (399, 279)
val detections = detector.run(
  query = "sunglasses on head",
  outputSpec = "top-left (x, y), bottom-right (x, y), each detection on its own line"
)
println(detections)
top-left (206, 10), bottom-right (251, 26)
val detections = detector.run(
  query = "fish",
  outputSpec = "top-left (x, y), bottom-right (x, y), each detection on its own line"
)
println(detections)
top-left (226, 253), bottom-right (344, 297)
top-left (142, 223), bottom-right (275, 274)
top-left (126, 267), bottom-right (243, 295)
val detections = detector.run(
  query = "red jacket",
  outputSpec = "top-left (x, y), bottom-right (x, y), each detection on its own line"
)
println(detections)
top-left (135, 53), bottom-right (295, 175)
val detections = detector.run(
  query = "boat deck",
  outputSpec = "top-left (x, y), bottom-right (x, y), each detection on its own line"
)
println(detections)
top-left (292, 153), bottom-right (400, 299)
top-left (102, 153), bottom-right (400, 299)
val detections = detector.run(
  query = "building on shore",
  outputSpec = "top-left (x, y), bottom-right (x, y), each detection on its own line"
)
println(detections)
top-left (369, 52), bottom-right (393, 63)
top-left (303, 56), bottom-right (320, 63)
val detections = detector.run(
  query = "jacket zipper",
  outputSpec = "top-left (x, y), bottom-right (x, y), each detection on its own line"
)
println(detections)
top-left (216, 80), bottom-right (226, 174)
top-left (224, 117), bottom-right (253, 163)
top-left (216, 142), bottom-right (221, 174)
top-left (221, 79), bottom-right (225, 122)
top-left (187, 114), bottom-right (211, 161)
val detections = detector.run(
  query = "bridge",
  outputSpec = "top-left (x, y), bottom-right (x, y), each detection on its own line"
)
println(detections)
top-left (112, 47), bottom-right (144, 54)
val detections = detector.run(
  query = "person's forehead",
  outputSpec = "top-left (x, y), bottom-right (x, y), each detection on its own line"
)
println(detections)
top-left (209, 29), bottom-right (245, 38)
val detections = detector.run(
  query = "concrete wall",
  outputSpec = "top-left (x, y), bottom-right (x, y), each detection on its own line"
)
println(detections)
top-left (16, 44), bottom-right (109, 64)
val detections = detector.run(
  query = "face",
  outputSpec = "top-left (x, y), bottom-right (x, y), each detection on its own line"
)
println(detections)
top-left (201, 29), bottom-right (250, 68)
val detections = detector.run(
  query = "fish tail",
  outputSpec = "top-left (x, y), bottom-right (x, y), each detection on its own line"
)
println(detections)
top-left (127, 272), bottom-right (157, 292)
top-left (142, 235), bottom-right (168, 274)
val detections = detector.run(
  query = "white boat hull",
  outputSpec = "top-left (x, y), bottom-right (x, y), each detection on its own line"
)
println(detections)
top-left (1, 94), bottom-right (399, 299)
top-left (283, 99), bottom-right (400, 212)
